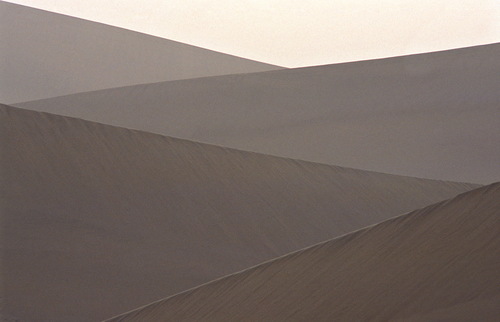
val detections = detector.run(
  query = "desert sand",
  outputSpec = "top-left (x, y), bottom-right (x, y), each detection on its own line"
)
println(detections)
top-left (1, 104), bottom-right (479, 321)
top-left (0, 2), bottom-right (281, 103)
top-left (16, 43), bottom-right (500, 183)
top-left (107, 183), bottom-right (500, 322)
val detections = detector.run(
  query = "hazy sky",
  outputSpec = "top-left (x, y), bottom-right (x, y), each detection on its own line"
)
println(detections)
top-left (5, 0), bottom-right (500, 67)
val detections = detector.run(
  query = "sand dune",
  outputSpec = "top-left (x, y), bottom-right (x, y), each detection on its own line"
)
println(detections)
top-left (107, 183), bottom-right (500, 322)
top-left (1, 104), bottom-right (479, 321)
top-left (16, 43), bottom-right (500, 183)
top-left (0, 2), bottom-right (281, 104)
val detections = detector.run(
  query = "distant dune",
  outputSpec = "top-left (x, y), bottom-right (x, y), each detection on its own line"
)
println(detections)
top-left (107, 183), bottom-right (500, 322)
top-left (0, 2), bottom-right (281, 103)
top-left (1, 105), bottom-right (479, 321)
top-left (17, 43), bottom-right (500, 183)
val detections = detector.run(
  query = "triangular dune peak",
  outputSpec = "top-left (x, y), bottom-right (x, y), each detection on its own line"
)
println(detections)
top-left (1, 105), bottom-right (478, 321)
top-left (107, 183), bottom-right (500, 322)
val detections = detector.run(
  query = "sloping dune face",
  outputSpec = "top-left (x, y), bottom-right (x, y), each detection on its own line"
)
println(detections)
top-left (17, 43), bottom-right (500, 183)
top-left (1, 105), bottom-right (478, 321)
top-left (108, 183), bottom-right (500, 322)
top-left (0, 2), bottom-right (281, 104)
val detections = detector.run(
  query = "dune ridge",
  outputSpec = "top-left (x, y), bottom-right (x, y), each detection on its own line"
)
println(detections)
top-left (16, 43), bottom-right (500, 183)
top-left (106, 183), bottom-right (500, 322)
top-left (0, 104), bottom-right (479, 321)
top-left (0, 1), bottom-right (281, 103)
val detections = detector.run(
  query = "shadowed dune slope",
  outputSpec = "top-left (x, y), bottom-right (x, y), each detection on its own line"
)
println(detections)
top-left (1, 105), bottom-right (479, 321)
top-left (0, 2), bottom-right (281, 103)
top-left (16, 43), bottom-right (500, 183)
top-left (107, 183), bottom-right (500, 322)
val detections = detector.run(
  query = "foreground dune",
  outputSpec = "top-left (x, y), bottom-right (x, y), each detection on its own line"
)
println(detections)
top-left (0, 105), bottom-right (479, 321)
top-left (0, 2), bottom-right (281, 103)
top-left (107, 183), bottom-right (500, 322)
top-left (17, 43), bottom-right (500, 183)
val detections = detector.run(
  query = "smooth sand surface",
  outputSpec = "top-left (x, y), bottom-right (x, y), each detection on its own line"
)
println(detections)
top-left (1, 105), bottom-right (479, 321)
top-left (16, 43), bottom-right (500, 183)
top-left (107, 183), bottom-right (500, 322)
top-left (0, 2), bottom-right (281, 103)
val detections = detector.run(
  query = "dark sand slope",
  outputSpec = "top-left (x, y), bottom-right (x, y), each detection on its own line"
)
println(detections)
top-left (1, 105), bottom-right (478, 321)
top-left (108, 183), bottom-right (500, 322)
top-left (0, 2), bottom-right (281, 103)
top-left (17, 43), bottom-right (500, 183)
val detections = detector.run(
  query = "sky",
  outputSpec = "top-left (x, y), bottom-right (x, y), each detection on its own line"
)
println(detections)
top-left (4, 0), bottom-right (500, 67)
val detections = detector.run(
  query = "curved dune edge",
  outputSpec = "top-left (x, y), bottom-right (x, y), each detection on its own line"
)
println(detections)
top-left (16, 43), bottom-right (500, 183)
top-left (106, 183), bottom-right (500, 322)
top-left (0, 2), bottom-right (281, 104)
top-left (1, 104), bottom-right (479, 321)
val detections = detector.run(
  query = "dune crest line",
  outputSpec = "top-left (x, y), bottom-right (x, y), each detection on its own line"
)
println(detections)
top-left (107, 183), bottom-right (500, 322)
top-left (0, 104), bottom-right (480, 321)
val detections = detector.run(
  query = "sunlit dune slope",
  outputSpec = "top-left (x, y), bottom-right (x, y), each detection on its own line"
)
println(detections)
top-left (108, 183), bottom-right (500, 322)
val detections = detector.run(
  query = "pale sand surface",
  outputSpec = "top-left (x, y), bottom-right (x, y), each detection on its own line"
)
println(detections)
top-left (1, 105), bottom-right (478, 321)
top-left (0, 2), bottom-right (281, 104)
top-left (107, 183), bottom-right (500, 322)
top-left (16, 43), bottom-right (500, 183)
